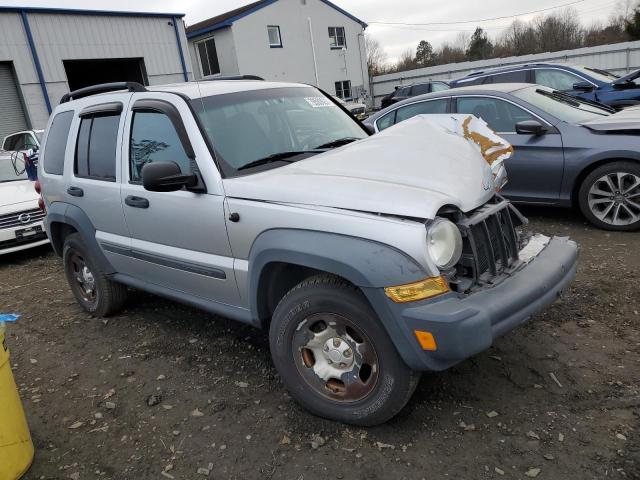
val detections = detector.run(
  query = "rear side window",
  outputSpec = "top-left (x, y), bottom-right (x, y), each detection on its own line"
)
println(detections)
top-left (431, 82), bottom-right (449, 92)
top-left (486, 70), bottom-right (528, 83)
top-left (395, 99), bottom-right (448, 123)
top-left (43, 111), bottom-right (74, 175)
top-left (129, 111), bottom-right (192, 182)
top-left (75, 114), bottom-right (120, 181)
top-left (410, 83), bottom-right (430, 96)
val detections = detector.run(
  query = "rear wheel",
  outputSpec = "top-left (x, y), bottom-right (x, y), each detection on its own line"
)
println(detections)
top-left (269, 274), bottom-right (419, 426)
top-left (63, 233), bottom-right (128, 316)
top-left (578, 161), bottom-right (640, 231)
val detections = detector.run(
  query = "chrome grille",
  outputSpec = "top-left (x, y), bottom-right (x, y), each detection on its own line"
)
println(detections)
top-left (0, 208), bottom-right (45, 230)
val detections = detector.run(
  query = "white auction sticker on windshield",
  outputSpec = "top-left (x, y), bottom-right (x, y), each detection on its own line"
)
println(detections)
top-left (305, 97), bottom-right (335, 108)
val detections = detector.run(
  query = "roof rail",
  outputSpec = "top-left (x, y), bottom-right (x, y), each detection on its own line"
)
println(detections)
top-left (200, 75), bottom-right (264, 82)
top-left (60, 82), bottom-right (147, 103)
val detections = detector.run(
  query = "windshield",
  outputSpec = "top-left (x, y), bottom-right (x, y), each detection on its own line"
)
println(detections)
top-left (192, 87), bottom-right (368, 176)
top-left (513, 86), bottom-right (610, 123)
top-left (0, 155), bottom-right (28, 183)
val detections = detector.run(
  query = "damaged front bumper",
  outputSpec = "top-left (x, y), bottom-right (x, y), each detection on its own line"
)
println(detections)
top-left (368, 236), bottom-right (578, 371)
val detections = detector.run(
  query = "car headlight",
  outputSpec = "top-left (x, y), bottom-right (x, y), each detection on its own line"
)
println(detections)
top-left (427, 218), bottom-right (463, 270)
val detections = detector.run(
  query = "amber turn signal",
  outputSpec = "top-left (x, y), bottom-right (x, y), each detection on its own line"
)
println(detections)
top-left (414, 330), bottom-right (437, 351)
top-left (384, 276), bottom-right (449, 303)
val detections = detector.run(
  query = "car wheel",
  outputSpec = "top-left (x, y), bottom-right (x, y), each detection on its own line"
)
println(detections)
top-left (578, 161), bottom-right (640, 231)
top-left (269, 274), bottom-right (420, 426)
top-left (63, 233), bottom-right (128, 316)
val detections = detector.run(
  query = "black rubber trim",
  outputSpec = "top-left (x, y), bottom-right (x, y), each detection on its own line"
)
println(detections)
top-left (79, 102), bottom-right (123, 117)
top-left (101, 243), bottom-right (226, 279)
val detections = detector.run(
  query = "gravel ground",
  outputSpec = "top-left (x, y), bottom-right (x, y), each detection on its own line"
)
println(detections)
top-left (1, 206), bottom-right (638, 480)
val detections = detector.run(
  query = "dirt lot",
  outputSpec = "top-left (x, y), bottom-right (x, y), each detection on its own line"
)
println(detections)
top-left (1, 206), bottom-right (638, 480)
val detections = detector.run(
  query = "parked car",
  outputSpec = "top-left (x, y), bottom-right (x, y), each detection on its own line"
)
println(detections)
top-left (365, 83), bottom-right (640, 231)
top-left (332, 95), bottom-right (367, 120)
top-left (39, 80), bottom-right (577, 425)
top-left (380, 81), bottom-right (449, 109)
top-left (2, 130), bottom-right (43, 152)
top-left (449, 63), bottom-right (640, 110)
top-left (0, 154), bottom-right (48, 255)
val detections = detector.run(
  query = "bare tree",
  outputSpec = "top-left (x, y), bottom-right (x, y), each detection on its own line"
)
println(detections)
top-left (365, 34), bottom-right (388, 76)
top-left (393, 48), bottom-right (417, 72)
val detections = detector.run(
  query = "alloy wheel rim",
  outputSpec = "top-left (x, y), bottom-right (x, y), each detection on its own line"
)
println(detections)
top-left (588, 172), bottom-right (640, 226)
top-left (292, 313), bottom-right (379, 403)
top-left (69, 252), bottom-right (97, 303)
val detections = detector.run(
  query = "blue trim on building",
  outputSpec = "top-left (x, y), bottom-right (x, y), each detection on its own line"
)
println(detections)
top-left (172, 17), bottom-right (190, 81)
top-left (0, 6), bottom-right (184, 18)
top-left (20, 11), bottom-right (51, 114)
top-left (318, 0), bottom-right (367, 28)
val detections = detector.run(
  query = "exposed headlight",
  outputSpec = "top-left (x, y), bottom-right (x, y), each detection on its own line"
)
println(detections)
top-left (427, 218), bottom-right (463, 270)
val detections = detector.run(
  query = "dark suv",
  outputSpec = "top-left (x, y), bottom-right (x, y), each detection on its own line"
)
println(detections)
top-left (380, 81), bottom-right (449, 108)
top-left (450, 63), bottom-right (638, 110)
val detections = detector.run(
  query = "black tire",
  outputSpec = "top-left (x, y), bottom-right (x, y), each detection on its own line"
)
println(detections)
top-left (63, 233), bottom-right (128, 317)
top-left (578, 161), bottom-right (640, 231)
top-left (269, 274), bottom-right (419, 426)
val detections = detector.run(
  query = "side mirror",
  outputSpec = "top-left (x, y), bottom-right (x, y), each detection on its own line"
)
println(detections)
top-left (515, 120), bottom-right (547, 136)
top-left (142, 161), bottom-right (199, 192)
top-left (573, 81), bottom-right (594, 92)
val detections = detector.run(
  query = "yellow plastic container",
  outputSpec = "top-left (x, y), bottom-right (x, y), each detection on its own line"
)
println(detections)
top-left (0, 322), bottom-right (34, 479)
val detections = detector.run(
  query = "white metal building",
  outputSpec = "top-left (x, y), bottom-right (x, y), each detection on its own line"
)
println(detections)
top-left (186, 0), bottom-right (369, 102)
top-left (0, 7), bottom-right (193, 141)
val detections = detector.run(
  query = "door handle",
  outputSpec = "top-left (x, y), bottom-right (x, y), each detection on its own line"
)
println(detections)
top-left (67, 186), bottom-right (84, 197)
top-left (125, 195), bottom-right (149, 209)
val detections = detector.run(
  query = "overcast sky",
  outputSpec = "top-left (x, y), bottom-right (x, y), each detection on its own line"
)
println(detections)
top-left (6, 0), bottom-right (622, 62)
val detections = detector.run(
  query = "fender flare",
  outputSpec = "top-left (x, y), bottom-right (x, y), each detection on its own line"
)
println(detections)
top-left (45, 202), bottom-right (115, 274)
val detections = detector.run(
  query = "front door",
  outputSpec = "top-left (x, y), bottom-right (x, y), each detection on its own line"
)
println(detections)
top-left (455, 95), bottom-right (565, 203)
top-left (118, 92), bottom-right (240, 306)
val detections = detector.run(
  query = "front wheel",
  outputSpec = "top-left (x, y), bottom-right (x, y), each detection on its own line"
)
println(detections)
top-left (269, 275), bottom-right (419, 426)
top-left (578, 161), bottom-right (640, 231)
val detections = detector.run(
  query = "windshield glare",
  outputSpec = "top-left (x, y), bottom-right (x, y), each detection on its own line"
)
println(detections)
top-left (0, 156), bottom-right (27, 183)
top-left (193, 87), bottom-right (368, 175)
top-left (513, 86), bottom-right (610, 123)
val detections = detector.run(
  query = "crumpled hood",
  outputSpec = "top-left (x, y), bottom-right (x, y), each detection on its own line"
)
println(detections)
top-left (223, 116), bottom-right (497, 219)
top-left (581, 106), bottom-right (640, 131)
top-left (0, 179), bottom-right (38, 216)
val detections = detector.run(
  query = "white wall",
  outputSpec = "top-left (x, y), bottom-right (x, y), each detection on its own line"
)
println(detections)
top-left (371, 40), bottom-right (640, 107)
top-left (189, 26), bottom-right (240, 78)
top-left (189, 0), bottom-right (369, 100)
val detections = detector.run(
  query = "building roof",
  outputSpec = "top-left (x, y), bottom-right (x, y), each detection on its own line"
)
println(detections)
top-left (186, 0), bottom-right (367, 39)
top-left (0, 6), bottom-right (184, 18)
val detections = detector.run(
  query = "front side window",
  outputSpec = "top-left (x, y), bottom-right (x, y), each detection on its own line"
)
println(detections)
top-left (43, 110), bottom-right (74, 175)
top-left (75, 114), bottom-right (119, 181)
top-left (192, 86), bottom-right (368, 176)
top-left (197, 38), bottom-right (220, 77)
top-left (267, 25), bottom-right (282, 47)
top-left (456, 96), bottom-right (536, 133)
top-left (335, 80), bottom-right (352, 100)
top-left (329, 27), bottom-right (346, 48)
top-left (534, 69), bottom-right (583, 91)
top-left (129, 111), bottom-right (192, 183)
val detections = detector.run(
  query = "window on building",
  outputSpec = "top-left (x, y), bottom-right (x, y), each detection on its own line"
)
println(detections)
top-left (74, 114), bottom-right (120, 181)
top-left (43, 111), bottom-right (74, 175)
top-left (329, 27), bottom-right (346, 48)
top-left (129, 111), bottom-right (192, 183)
top-left (267, 25), bottom-right (282, 47)
top-left (335, 80), bottom-right (352, 100)
top-left (197, 38), bottom-right (221, 77)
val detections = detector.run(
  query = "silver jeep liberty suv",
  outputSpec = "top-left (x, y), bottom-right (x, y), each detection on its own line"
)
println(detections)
top-left (39, 78), bottom-right (578, 425)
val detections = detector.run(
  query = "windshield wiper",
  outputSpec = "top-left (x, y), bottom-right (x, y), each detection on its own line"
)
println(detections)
top-left (313, 137), bottom-right (360, 149)
top-left (536, 89), bottom-right (613, 114)
top-left (237, 150), bottom-right (324, 171)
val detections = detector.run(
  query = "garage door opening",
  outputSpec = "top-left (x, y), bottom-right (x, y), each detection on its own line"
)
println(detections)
top-left (63, 58), bottom-right (148, 91)
top-left (0, 62), bottom-right (28, 142)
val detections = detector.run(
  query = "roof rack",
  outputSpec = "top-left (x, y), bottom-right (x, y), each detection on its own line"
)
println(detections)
top-left (60, 82), bottom-right (147, 103)
top-left (200, 75), bottom-right (264, 82)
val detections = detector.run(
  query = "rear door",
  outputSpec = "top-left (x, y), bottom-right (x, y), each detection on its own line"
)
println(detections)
top-left (118, 92), bottom-right (239, 306)
top-left (454, 95), bottom-right (565, 203)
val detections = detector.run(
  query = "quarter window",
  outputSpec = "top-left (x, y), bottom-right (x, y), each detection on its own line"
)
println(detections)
top-left (534, 69), bottom-right (583, 90)
top-left (456, 97), bottom-right (536, 133)
top-left (267, 25), bottom-right (282, 47)
top-left (74, 114), bottom-right (120, 181)
top-left (129, 111), bottom-right (192, 183)
top-left (197, 38), bottom-right (221, 77)
top-left (329, 27), bottom-right (346, 48)
top-left (335, 80), bottom-right (352, 100)
top-left (42, 111), bottom-right (74, 175)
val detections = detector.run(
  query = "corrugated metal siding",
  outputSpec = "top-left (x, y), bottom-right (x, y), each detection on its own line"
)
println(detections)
top-left (0, 63), bottom-right (28, 140)
top-left (371, 40), bottom-right (640, 107)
